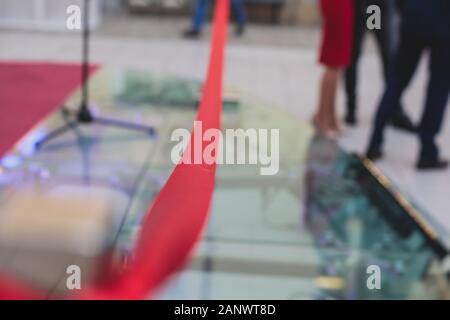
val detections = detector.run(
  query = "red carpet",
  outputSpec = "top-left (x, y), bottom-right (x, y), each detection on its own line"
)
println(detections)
top-left (0, 62), bottom-right (99, 157)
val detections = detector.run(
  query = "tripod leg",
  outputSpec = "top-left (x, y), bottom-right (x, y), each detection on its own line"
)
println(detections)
top-left (35, 122), bottom-right (78, 149)
top-left (93, 116), bottom-right (156, 136)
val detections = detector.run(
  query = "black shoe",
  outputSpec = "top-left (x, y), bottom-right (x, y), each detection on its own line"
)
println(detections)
top-left (389, 114), bottom-right (417, 133)
top-left (235, 24), bottom-right (246, 37)
top-left (183, 29), bottom-right (201, 39)
top-left (345, 99), bottom-right (357, 126)
top-left (344, 112), bottom-right (357, 126)
top-left (417, 159), bottom-right (449, 170)
top-left (366, 148), bottom-right (383, 161)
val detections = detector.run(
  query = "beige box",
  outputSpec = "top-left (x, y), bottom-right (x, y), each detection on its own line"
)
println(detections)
top-left (0, 185), bottom-right (128, 296)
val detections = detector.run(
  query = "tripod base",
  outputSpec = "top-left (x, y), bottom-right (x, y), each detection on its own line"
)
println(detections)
top-left (77, 104), bottom-right (94, 123)
top-left (35, 106), bottom-right (156, 149)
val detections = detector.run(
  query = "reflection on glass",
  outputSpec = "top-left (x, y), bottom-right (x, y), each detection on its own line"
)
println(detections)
top-left (0, 69), bottom-right (448, 299)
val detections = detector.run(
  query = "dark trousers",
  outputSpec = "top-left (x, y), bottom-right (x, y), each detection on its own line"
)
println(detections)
top-left (368, 30), bottom-right (450, 161)
top-left (345, 0), bottom-right (404, 116)
top-left (191, 0), bottom-right (246, 32)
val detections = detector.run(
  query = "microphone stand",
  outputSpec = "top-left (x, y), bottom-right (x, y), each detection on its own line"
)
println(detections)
top-left (36, 0), bottom-right (155, 149)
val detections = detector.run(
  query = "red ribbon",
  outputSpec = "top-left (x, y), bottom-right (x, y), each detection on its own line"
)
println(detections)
top-left (0, 0), bottom-right (229, 300)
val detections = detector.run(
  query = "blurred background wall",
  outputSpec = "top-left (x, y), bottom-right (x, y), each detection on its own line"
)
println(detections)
top-left (0, 0), bottom-right (320, 31)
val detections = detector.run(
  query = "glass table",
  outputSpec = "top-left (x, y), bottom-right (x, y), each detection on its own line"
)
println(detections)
top-left (0, 68), bottom-right (448, 299)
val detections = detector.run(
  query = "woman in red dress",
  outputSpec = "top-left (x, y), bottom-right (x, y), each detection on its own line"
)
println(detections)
top-left (313, 0), bottom-right (353, 137)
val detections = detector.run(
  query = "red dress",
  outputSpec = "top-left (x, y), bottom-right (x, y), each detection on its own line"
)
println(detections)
top-left (319, 0), bottom-right (354, 67)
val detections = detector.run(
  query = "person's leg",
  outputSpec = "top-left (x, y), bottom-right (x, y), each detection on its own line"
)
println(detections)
top-left (366, 30), bottom-right (424, 159)
top-left (373, 0), bottom-right (393, 81)
top-left (193, 0), bottom-right (209, 31)
top-left (231, 0), bottom-right (246, 31)
top-left (373, 1), bottom-right (416, 132)
top-left (314, 67), bottom-right (340, 136)
top-left (184, 0), bottom-right (209, 37)
top-left (417, 40), bottom-right (450, 169)
top-left (314, 0), bottom-right (352, 135)
top-left (344, 0), bottom-right (365, 125)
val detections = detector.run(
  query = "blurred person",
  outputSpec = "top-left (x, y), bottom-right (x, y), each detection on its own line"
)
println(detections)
top-left (344, 0), bottom-right (416, 133)
top-left (183, 0), bottom-right (246, 38)
top-left (313, 0), bottom-right (353, 137)
top-left (366, 0), bottom-right (450, 170)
